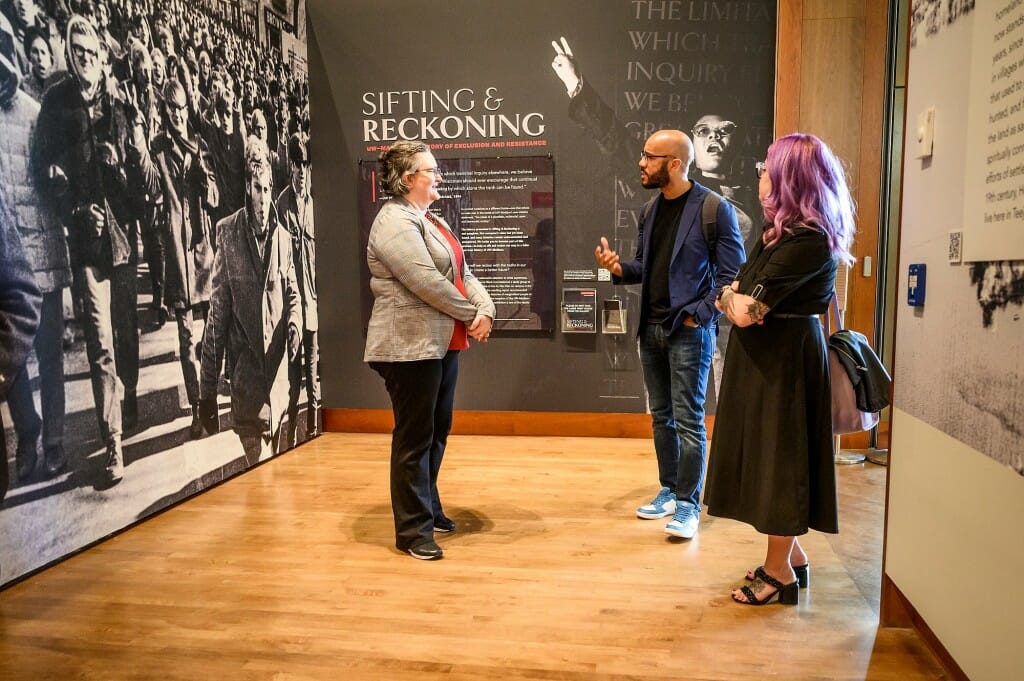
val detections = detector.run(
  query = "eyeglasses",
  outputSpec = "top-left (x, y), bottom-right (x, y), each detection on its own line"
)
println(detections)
top-left (755, 161), bottom-right (767, 179)
top-left (71, 43), bottom-right (99, 62)
top-left (416, 167), bottom-right (442, 177)
top-left (692, 122), bottom-right (736, 139)
top-left (639, 151), bottom-right (675, 162)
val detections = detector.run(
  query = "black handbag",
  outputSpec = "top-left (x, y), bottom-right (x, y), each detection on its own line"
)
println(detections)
top-left (827, 296), bottom-right (891, 434)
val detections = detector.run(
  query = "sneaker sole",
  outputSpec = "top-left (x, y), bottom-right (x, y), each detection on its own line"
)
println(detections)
top-left (636, 509), bottom-right (674, 519)
top-left (663, 525), bottom-right (698, 539)
top-left (408, 549), bottom-right (443, 560)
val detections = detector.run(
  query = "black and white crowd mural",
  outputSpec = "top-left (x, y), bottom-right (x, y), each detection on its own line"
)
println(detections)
top-left (0, 0), bottom-right (317, 587)
top-left (910, 0), bottom-right (975, 47)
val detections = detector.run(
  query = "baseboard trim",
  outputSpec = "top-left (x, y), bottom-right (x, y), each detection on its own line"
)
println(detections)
top-left (324, 408), bottom-right (695, 438)
top-left (325, 407), bottom-right (862, 443)
top-left (880, 574), bottom-right (969, 681)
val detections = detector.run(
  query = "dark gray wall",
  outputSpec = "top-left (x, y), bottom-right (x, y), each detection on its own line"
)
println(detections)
top-left (308, 0), bottom-right (776, 413)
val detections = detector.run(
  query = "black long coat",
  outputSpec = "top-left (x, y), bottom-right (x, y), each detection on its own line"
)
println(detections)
top-left (141, 132), bottom-right (220, 309)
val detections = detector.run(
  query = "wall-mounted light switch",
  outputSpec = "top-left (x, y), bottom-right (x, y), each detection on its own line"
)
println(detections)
top-left (915, 107), bottom-right (935, 158)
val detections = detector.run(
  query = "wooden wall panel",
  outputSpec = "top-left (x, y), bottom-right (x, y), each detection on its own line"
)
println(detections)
top-left (325, 408), bottom-right (662, 439)
top-left (799, 18), bottom-right (866, 183)
top-left (800, 15), bottom-right (868, 337)
top-left (796, 0), bottom-right (887, 345)
top-left (775, 0), bottom-right (802, 135)
top-left (803, 0), bottom-right (866, 20)
top-left (850, 0), bottom-right (890, 340)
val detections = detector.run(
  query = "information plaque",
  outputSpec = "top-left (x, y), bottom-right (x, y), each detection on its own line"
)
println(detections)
top-left (359, 156), bottom-right (555, 331)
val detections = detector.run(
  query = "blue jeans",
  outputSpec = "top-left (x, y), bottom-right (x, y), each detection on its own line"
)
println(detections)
top-left (639, 322), bottom-right (713, 512)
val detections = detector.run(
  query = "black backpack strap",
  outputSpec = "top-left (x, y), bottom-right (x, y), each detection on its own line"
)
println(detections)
top-left (701, 191), bottom-right (721, 267)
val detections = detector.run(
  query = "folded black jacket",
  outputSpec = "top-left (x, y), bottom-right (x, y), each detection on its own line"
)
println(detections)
top-left (829, 329), bottom-right (892, 413)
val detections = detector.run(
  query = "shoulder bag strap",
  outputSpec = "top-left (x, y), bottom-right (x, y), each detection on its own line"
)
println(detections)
top-left (829, 291), bottom-right (843, 334)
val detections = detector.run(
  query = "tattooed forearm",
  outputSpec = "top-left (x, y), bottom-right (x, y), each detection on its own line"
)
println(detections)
top-left (720, 286), bottom-right (770, 326)
top-left (720, 287), bottom-right (735, 320)
top-left (746, 300), bottom-right (770, 323)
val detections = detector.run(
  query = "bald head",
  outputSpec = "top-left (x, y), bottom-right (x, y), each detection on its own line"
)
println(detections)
top-left (647, 130), bottom-right (694, 171)
top-left (640, 129), bottom-right (694, 198)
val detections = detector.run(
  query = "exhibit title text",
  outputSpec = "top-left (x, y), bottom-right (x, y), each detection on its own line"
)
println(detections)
top-left (361, 87), bottom-right (545, 142)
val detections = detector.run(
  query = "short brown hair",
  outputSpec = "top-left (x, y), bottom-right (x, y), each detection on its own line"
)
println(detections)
top-left (377, 140), bottom-right (428, 196)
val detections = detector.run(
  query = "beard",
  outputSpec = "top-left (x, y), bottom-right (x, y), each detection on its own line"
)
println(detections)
top-left (641, 164), bottom-right (670, 189)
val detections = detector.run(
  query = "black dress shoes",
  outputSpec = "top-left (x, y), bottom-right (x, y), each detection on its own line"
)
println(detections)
top-left (407, 541), bottom-right (444, 560)
top-left (15, 439), bottom-right (37, 481)
top-left (105, 441), bottom-right (124, 485)
top-left (434, 515), bottom-right (457, 533)
top-left (43, 444), bottom-right (67, 476)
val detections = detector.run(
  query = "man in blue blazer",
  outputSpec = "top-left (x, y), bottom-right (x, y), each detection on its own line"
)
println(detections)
top-left (595, 129), bottom-right (745, 540)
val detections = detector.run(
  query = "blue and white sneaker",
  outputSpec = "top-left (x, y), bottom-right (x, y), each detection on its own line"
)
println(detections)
top-left (636, 487), bottom-right (676, 519)
top-left (664, 504), bottom-right (700, 539)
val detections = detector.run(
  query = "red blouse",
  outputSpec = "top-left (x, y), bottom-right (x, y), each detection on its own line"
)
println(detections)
top-left (426, 213), bottom-right (469, 351)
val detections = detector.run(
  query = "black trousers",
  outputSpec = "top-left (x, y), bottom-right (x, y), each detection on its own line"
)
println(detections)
top-left (371, 351), bottom-right (459, 551)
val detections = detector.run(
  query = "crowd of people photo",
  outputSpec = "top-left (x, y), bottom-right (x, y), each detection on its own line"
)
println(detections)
top-left (0, 0), bottom-right (317, 500)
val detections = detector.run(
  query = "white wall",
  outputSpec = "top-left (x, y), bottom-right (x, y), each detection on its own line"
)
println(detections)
top-left (887, 411), bottom-right (1023, 680)
top-left (889, 9), bottom-right (1024, 681)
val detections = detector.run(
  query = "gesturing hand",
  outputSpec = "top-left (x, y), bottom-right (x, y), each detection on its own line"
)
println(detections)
top-left (594, 236), bottom-right (622, 278)
top-left (550, 36), bottom-right (581, 96)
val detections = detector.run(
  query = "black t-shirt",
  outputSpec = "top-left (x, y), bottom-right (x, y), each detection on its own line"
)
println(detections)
top-left (645, 190), bottom-right (690, 323)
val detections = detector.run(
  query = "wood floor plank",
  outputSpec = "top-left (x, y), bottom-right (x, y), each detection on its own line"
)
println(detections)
top-left (0, 434), bottom-right (945, 680)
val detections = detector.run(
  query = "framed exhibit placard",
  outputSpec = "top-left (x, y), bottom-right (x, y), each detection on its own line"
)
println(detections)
top-left (358, 156), bottom-right (555, 331)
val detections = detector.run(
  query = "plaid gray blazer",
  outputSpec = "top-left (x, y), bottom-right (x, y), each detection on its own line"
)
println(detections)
top-left (364, 198), bottom-right (495, 362)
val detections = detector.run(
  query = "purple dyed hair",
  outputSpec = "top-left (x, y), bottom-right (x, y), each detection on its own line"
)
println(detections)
top-left (760, 133), bottom-right (856, 265)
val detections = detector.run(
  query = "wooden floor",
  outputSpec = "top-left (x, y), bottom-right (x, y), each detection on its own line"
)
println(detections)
top-left (0, 433), bottom-right (946, 680)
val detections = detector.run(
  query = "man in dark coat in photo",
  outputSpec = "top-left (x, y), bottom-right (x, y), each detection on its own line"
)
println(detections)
top-left (198, 136), bottom-right (300, 465)
top-left (278, 133), bottom-right (318, 448)
top-left (31, 15), bottom-right (148, 484)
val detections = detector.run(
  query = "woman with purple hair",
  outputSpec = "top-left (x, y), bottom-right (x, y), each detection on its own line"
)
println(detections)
top-left (704, 133), bottom-right (856, 606)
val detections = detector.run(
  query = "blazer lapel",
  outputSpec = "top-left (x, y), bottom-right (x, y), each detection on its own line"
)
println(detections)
top-left (671, 183), bottom-right (705, 263)
top-left (422, 213), bottom-right (457, 280)
top-left (641, 195), bottom-right (658, 276)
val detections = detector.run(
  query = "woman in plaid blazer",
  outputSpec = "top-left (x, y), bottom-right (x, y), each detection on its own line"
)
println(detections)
top-left (365, 140), bottom-right (495, 561)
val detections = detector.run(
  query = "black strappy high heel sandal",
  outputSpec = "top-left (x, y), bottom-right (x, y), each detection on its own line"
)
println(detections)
top-left (745, 563), bottom-right (810, 588)
top-left (734, 567), bottom-right (800, 606)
